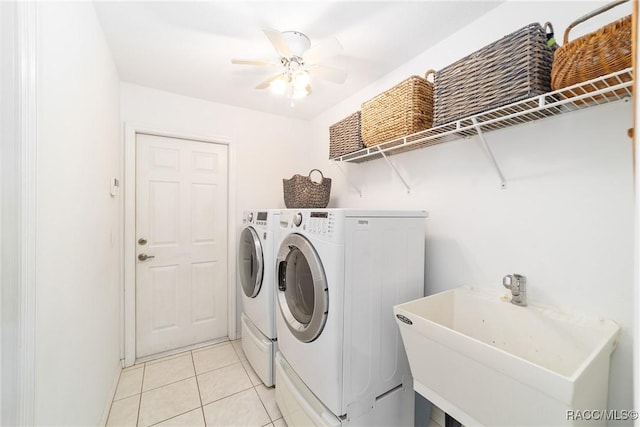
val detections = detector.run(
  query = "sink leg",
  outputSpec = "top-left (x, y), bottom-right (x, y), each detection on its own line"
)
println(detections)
top-left (415, 394), bottom-right (432, 427)
top-left (445, 413), bottom-right (463, 427)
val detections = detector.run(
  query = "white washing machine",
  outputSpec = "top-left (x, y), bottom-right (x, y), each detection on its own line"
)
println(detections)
top-left (274, 209), bottom-right (427, 426)
top-left (238, 210), bottom-right (279, 386)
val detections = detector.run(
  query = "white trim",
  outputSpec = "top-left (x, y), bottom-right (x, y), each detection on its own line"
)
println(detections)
top-left (1, 6), bottom-right (7, 424)
top-left (0, 7), bottom-right (3, 417)
top-left (134, 336), bottom-right (229, 365)
top-left (227, 141), bottom-right (238, 340)
top-left (0, 2), bottom-right (38, 425)
top-left (122, 124), bottom-right (236, 366)
top-left (123, 125), bottom-right (136, 367)
top-left (17, 3), bottom-right (38, 426)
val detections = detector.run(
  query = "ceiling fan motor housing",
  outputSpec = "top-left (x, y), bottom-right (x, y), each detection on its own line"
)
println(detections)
top-left (281, 31), bottom-right (311, 58)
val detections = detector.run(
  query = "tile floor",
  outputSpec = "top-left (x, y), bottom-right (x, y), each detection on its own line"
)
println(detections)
top-left (106, 340), bottom-right (287, 427)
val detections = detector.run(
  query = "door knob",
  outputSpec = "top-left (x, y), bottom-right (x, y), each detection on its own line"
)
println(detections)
top-left (138, 237), bottom-right (147, 245)
top-left (138, 253), bottom-right (155, 261)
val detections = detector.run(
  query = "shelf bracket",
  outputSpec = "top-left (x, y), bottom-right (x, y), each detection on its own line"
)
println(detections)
top-left (378, 149), bottom-right (411, 193)
top-left (332, 161), bottom-right (362, 197)
top-left (471, 117), bottom-right (507, 189)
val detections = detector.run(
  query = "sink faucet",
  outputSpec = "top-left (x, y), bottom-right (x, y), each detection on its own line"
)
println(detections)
top-left (503, 274), bottom-right (527, 306)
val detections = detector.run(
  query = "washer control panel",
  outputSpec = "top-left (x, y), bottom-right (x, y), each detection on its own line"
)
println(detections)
top-left (255, 211), bottom-right (268, 226)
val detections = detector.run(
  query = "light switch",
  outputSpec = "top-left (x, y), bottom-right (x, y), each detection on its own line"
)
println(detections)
top-left (110, 178), bottom-right (120, 197)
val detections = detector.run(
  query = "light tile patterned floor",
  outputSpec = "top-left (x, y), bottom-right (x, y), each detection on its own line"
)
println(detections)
top-left (106, 340), bottom-right (287, 427)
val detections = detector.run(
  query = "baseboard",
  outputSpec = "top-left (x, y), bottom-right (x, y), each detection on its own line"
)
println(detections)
top-left (100, 360), bottom-right (122, 426)
top-left (134, 337), bottom-right (230, 365)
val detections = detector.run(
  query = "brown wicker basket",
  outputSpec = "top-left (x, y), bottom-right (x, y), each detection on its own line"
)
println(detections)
top-left (329, 111), bottom-right (364, 159)
top-left (551, 0), bottom-right (631, 94)
top-left (283, 169), bottom-right (331, 209)
top-left (360, 70), bottom-right (435, 147)
top-left (434, 23), bottom-right (556, 126)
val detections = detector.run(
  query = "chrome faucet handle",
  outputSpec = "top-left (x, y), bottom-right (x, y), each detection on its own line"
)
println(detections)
top-left (503, 273), bottom-right (527, 306)
top-left (502, 274), bottom-right (513, 288)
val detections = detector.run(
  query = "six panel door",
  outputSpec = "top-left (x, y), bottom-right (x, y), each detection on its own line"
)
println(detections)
top-left (135, 133), bottom-right (228, 358)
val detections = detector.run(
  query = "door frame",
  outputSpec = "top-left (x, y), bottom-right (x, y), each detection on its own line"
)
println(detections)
top-left (123, 124), bottom-right (237, 367)
top-left (1, 2), bottom-right (38, 424)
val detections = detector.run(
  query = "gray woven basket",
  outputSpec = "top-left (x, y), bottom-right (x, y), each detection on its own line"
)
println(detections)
top-left (329, 111), bottom-right (364, 159)
top-left (361, 70), bottom-right (435, 147)
top-left (434, 23), bottom-right (556, 126)
top-left (283, 169), bottom-right (331, 208)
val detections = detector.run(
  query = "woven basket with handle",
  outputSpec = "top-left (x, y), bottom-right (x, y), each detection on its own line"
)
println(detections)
top-left (283, 169), bottom-right (331, 209)
top-left (551, 0), bottom-right (631, 94)
top-left (434, 22), bottom-right (556, 126)
top-left (360, 70), bottom-right (435, 147)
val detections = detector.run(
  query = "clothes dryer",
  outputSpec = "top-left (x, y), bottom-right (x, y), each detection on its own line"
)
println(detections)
top-left (274, 209), bottom-right (427, 426)
top-left (238, 209), bottom-right (279, 386)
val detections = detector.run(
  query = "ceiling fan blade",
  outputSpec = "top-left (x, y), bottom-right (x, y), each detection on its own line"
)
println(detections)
top-left (263, 28), bottom-right (291, 58)
top-left (309, 65), bottom-right (347, 84)
top-left (303, 37), bottom-right (343, 65)
top-left (255, 73), bottom-right (283, 90)
top-left (231, 59), bottom-right (277, 66)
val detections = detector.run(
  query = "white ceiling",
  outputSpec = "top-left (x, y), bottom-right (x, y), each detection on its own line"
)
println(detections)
top-left (94, 1), bottom-right (503, 120)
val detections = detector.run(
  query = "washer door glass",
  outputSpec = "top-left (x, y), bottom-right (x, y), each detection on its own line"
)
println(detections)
top-left (239, 226), bottom-right (263, 298)
top-left (277, 233), bottom-right (328, 343)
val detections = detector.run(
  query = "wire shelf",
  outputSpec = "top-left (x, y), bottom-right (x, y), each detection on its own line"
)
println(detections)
top-left (334, 68), bottom-right (633, 163)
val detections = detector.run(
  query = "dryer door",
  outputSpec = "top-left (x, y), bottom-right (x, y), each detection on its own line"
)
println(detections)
top-left (276, 233), bottom-right (328, 343)
top-left (239, 226), bottom-right (264, 298)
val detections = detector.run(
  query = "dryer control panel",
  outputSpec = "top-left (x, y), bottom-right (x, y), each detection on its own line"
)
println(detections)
top-left (286, 211), bottom-right (335, 237)
top-left (280, 209), bottom-right (345, 243)
top-left (307, 211), bottom-right (334, 236)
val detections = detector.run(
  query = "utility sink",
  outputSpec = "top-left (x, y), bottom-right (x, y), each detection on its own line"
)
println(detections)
top-left (394, 286), bottom-right (620, 427)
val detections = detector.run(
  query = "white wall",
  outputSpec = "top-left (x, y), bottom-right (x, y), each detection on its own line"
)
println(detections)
top-left (35, 3), bottom-right (122, 425)
top-left (309, 0), bottom-right (635, 422)
top-left (9, 0), bottom-right (633, 425)
top-left (120, 83), bottom-right (313, 335)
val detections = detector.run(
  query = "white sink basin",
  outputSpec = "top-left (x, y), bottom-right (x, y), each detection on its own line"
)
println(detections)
top-left (394, 286), bottom-right (620, 427)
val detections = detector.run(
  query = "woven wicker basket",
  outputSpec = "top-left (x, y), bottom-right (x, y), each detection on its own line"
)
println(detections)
top-left (283, 169), bottom-right (331, 209)
top-left (361, 70), bottom-right (435, 147)
top-left (434, 23), bottom-right (556, 126)
top-left (329, 111), bottom-right (364, 159)
top-left (551, 0), bottom-right (631, 94)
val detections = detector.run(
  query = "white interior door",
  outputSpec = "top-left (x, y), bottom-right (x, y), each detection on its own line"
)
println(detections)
top-left (135, 133), bottom-right (228, 358)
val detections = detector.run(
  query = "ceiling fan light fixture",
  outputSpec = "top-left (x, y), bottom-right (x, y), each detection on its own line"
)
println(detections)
top-left (291, 84), bottom-right (311, 100)
top-left (234, 28), bottom-right (345, 103)
top-left (269, 75), bottom-right (288, 95)
top-left (291, 69), bottom-right (311, 90)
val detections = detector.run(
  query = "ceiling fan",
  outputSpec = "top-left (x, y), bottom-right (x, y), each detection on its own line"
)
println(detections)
top-left (231, 29), bottom-right (347, 100)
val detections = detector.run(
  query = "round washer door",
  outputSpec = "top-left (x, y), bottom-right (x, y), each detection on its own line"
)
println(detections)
top-left (276, 233), bottom-right (328, 343)
top-left (239, 226), bottom-right (264, 298)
